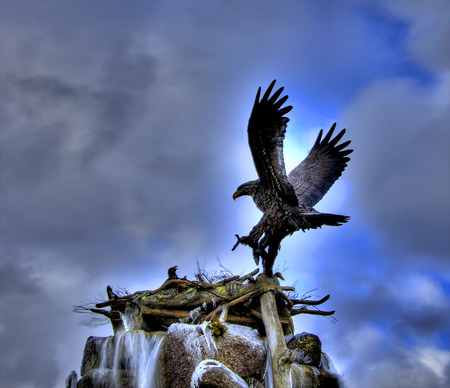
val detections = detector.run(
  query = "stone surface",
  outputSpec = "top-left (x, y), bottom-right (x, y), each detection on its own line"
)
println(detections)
top-left (76, 325), bottom-right (342, 387)
top-left (77, 370), bottom-right (134, 388)
top-left (287, 332), bottom-right (322, 367)
top-left (65, 370), bottom-right (77, 388)
top-left (191, 359), bottom-right (249, 388)
top-left (291, 363), bottom-right (340, 388)
top-left (162, 322), bottom-right (266, 388)
top-left (80, 336), bottom-right (114, 376)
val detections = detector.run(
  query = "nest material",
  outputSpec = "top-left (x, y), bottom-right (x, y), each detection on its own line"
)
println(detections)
top-left (92, 269), bottom-right (334, 336)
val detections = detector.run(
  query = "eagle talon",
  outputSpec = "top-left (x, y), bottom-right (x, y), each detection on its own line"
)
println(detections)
top-left (232, 235), bottom-right (241, 251)
top-left (232, 234), bottom-right (255, 250)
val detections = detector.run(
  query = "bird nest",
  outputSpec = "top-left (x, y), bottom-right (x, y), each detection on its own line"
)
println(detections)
top-left (86, 268), bottom-right (334, 337)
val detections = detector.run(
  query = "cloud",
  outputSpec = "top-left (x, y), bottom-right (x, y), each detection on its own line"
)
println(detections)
top-left (343, 76), bottom-right (450, 259)
top-left (0, 1), bottom-right (449, 387)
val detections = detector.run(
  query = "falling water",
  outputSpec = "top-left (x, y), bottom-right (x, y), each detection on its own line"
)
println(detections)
top-left (320, 352), bottom-right (337, 375)
top-left (94, 330), bottom-right (164, 388)
top-left (321, 352), bottom-right (345, 388)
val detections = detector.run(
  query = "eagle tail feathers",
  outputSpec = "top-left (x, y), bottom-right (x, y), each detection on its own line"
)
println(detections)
top-left (300, 212), bottom-right (350, 229)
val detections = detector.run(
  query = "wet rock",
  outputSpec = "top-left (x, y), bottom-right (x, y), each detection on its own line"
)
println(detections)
top-left (162, 323), bottom-right (266, 387)
top-left (65, 370), bottom-right (77, 388)
top-left (80, 336), bottom-right (114, 376)
top-left (191, 359), bottom-right (248, 387)
top-left (79, 331), bottom-right (164, 387)
top-left (291, 364), bottom-right (340, 388)
top-left (77, 370), bottom-right (134, 388)
top-left (287, 332), bottom-right (322, 367)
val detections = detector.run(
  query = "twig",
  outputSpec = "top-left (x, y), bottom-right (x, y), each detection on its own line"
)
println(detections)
top-left (290, 294), bottom-right (330, 306)
top-left (290, 307), bottom-right (335, 316)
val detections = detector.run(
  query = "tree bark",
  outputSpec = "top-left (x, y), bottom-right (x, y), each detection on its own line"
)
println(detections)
top-left (258, 275), bottom-right (293, 387)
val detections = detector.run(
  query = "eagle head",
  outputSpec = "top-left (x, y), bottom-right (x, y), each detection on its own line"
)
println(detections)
top-left (233, 180), bottom-right (261, 200)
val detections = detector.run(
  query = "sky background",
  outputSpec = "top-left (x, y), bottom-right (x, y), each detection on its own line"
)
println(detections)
top-left (1, 0), bottom-right (449, 387)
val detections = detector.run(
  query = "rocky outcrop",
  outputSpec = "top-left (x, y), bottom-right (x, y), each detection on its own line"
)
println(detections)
top-left (191, 360), bottom-right (249, 388)
top-left (65, 370), bottom-right (77, 388)
top-left (72, 324), bottom-right (341, 387)
top-left (162, 322), bottom-right (266, 387)
top-left (286, 332), bottom-right (322, 367)
top-left (77, 330), bottom-right (164, 387)
top-left (291, 364), bottom-right (340, 388)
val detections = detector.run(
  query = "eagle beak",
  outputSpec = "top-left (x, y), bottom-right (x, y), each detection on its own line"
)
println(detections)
top-left (233, 191), bottom-right (242, 200)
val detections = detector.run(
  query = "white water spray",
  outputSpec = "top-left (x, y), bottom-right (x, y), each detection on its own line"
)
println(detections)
top-left (320, 352), bottom-right (337, 375)
top-left (321, 352), bottom-right (345, 388)
top-left (94, 330), bottom-right (164, 388)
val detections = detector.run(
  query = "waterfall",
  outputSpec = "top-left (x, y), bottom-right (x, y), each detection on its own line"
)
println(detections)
top-left (321, 352), bottom-right (345, 388)
top-left (320, 352), bottom-right (337, 375)
top-left (94, 330), bottom-right (165, 388)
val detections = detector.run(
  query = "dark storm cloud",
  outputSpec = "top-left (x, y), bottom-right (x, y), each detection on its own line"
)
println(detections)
top-left (1, 1), bottom-right (449, 387)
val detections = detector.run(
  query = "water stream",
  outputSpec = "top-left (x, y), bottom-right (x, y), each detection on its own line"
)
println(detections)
top-left (94, 330), bottom-right (164, 388)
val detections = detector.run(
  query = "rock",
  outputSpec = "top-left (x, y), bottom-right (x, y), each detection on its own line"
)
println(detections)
top-left (65, 370), bottom-right (77, 388)
top-left (287, 332), bottom-right (322, 367)
top-left (191, 359), bottom-right (249, 388)
top-left (79, 331), bottom-right (165, 387)
top-left (162, 323), bottom-right (266, 387)
top-left (291, 364), bottom-right (340, 388)
top-left (80, 336), bottom-right (114, 376)
top-left (77, 370), bottom-right (134, 388)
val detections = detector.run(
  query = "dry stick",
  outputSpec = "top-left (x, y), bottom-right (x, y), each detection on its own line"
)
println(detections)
top-left (290, 307), bottom-right (335, 316)
top-left (280, 286), bottom-right (295, 292)
top-left (95, 292), bottom-right (136, 308)
top-left (275, 289), bottom-right (294, 311)
top-left (290, 294), bottom-right (330, 306)
top-left (220, 304), bottom-right (229, 322)
top-left (259, 275), bottom-right (293, 388)
top-left (218, 275), bottom-right (240, 285)
top-left (202, 285), bottom-right (277, 322)
top-left (141, 307), bottom-right (262, 326)
top-left (141, 308), bottom-right (192, 319)
top-left (249, 309), bottom-right (262, 319)
top-left (208, 303), bottom-right (230, 322)
top-left (239, 268), bottom-right (260, 282)
top-left (151, 279), bottom-right (199, 293)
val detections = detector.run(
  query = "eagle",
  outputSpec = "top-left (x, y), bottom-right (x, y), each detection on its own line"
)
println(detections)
top-left (232, 80), bottom-right (353, 276)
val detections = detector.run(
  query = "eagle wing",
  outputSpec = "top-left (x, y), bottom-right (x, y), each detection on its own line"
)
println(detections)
top-left (248, 80), bottom-right (298, 206)
top-left (287, 123), bottom-right (353, 208)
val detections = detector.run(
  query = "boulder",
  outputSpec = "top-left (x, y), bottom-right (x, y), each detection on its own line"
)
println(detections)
top-left (162, 322), bottom-right (266, 387)
top-left (79, 331), bottom-right (164, 387)
top-left (291, 363), bottom-right (340, 388)
top-left (65, 370), bottom-right (77, 388)
top-left (286, 332), bottom-right (322, 367)
top-left (80, 336), bottom-right (114, 376)
top-left (77, 370), bottom-right (134, 388)
top-left (191, 359), bottom-right (248, 388)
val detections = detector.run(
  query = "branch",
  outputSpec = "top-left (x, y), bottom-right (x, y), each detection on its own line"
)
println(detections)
top-left (290, 307), bottom-right (335, 316)
top-left (290, 294), bottom-right (330, 306)
top-left (239, 268), bottom-right (259, 282)
top-left (275, 289), bottom-right (294, 310)
top-left (280, 286), bottom-right (295, 292)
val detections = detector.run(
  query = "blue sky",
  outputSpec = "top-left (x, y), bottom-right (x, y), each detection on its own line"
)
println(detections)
top-left (1, 1), bottom-right (449, 387)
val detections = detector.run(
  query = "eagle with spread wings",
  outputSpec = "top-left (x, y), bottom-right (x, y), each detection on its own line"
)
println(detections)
top-left (232, 80), bottom-right (353, 276)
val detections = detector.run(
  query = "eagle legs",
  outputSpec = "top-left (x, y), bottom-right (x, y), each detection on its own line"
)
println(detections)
top-left (232, 206), bottom-right (349, 276)
top-left (232, 207), bottom-right (301, 276)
